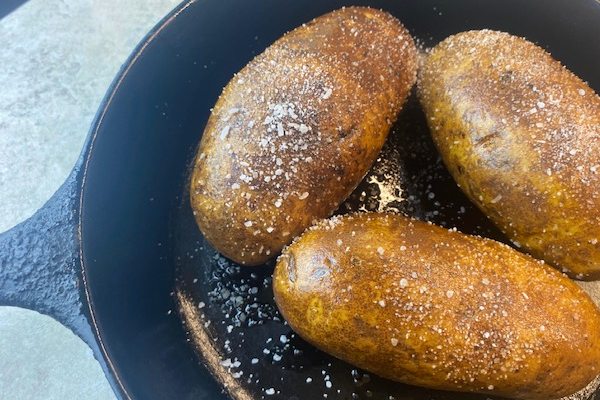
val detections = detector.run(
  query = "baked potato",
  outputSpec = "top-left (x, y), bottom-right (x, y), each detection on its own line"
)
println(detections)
top-left (418, 30), bottom-right (600, 279)
top-left (273, 212), bottom-right (600, 399)
top-left (190, 7), bottom-right (417, 265)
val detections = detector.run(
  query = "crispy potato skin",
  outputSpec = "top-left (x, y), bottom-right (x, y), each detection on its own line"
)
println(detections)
top-left (190, 7), bottom-right (416, 265)
top-left (273, 213), bottom-right (600, 399)
top-left (418, 30), bottom-right (600, 279)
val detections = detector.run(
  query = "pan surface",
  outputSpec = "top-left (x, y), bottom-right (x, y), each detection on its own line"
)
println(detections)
top-left (80, 0), bottom-right (600, 399)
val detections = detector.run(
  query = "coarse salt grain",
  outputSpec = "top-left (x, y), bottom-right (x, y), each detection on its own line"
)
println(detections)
top-left (299, 124), bottom-right (310, 134)
top-left (219, 125), bottom-right (230, 140)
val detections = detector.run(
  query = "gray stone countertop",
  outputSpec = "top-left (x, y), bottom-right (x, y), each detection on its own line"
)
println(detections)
top-left (0, 0), bottom-right (180, 398)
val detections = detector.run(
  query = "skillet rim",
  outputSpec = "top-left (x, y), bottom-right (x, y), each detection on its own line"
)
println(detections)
top-left (77, 1), bottom-right (200, 398)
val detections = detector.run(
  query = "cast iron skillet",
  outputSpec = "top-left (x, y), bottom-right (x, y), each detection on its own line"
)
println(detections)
top-left (1, 0), bottom-right (599, 399)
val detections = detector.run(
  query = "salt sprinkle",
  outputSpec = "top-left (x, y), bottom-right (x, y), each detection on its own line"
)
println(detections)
top-left (299, 124), bottom-right (310, 134)
top-left (321, 87), bottom-right (333, 100)
top-left (219, 125), bottom-right (230, 140)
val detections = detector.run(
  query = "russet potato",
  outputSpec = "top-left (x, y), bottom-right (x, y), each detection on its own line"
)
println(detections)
top-left (190, 7), bottom-right (417, 265)
top-left (418, 30), bottom-right (600, 279)
top-left (273, 213), bottom-right (600, 399)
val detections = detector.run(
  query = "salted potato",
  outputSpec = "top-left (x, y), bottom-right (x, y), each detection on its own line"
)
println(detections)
top-left (190, 7), bottom-right (417, 265)
top-left (273, 213), bottom-right (600, 399)
top-left (418, 30), bottom-right (600, 279)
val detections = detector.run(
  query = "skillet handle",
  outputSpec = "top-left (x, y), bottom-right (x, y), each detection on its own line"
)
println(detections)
top-left (0, 164), bottom-right (128, 399)
top-left (0, 165), bottom-right (95, 345)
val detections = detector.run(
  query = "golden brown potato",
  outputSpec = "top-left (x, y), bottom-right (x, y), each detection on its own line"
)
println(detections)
top-left (273, 213), bottom-right (600, 399)
top-left (190, 7), bottom-right (417, 265)
top-left (418, 30), bottom-right (600, 279)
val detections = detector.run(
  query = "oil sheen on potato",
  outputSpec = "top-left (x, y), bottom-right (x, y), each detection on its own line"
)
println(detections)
top-left (418, 30), bottom-right (600, 279)
top-left (274, 213), bottom-right (600, 399)
top-left (190, 7), bottom-right (417, 265)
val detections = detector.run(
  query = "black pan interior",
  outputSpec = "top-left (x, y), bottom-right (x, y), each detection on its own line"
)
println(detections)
top-left (80, 0), bottom-right (600, 399)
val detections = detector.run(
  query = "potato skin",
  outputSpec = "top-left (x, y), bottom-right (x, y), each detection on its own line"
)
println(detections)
top-left (273, 213), bottom-right (600, 399)
top-left (190, 7), bottom-right (417, 265)
top-left (418, 30), bottom-right (600, 279)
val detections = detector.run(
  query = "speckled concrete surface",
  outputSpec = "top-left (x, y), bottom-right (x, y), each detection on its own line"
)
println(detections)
top-left (0, 0), bottom-right (180, 398)
top-left (0, 307), bottom-right (115, 400)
